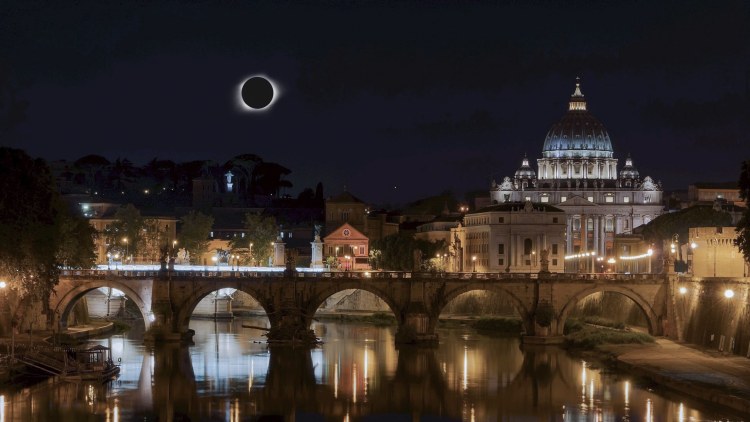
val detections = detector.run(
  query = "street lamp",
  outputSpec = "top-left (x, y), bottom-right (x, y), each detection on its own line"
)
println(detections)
top-left (122, 237), bottom-right (129, 266)
top-left (531, 250), bottom-right (536, 272)
top-left (106, 252), bottom-right (111, 270)
top-left (249, 242), bottom-right (254, 267)
top-left (472, 255), bottom-right (477, 272)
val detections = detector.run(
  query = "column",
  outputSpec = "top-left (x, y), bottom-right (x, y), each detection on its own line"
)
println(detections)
top-left (582, 214), bottom-right (588, 252)
top-left (592, 215), bottom-right (600, 256)
top-left (566, 216), bottom-right (573, 254)
top-left (599, 216), bottom-right (607, 256)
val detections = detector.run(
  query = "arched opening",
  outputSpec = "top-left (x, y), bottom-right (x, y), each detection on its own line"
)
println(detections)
top-left (309, 286), bottom-right (400, 346)
top-left (438, 287), bottom-right (530, 336)
top-left (559, 289), bottom-right (657, 336)
top-left (180, 286), bottom-right (271, 344)
top-left (53, 282), bottom-right (151, 334)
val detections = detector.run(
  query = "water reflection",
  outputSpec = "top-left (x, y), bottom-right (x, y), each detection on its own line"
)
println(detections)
top-left (0, 319), bottom-right (743, 421)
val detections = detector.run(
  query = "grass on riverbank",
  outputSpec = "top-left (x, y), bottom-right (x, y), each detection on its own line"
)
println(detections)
top-left (470, 317), bottom-right (523, 334)
top-left (564, 317), bottom-right (654, 349)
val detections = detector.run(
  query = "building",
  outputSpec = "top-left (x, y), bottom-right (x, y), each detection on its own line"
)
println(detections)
top-left (449, 201), bottom-right (566, 273)
top-left (688, 182), bottom-right (744, 208)
top-left (689, 227), bottom-right (748, 277)
top-left (490, 79), bottom-right (664, 259)
top-left (322, 223), bottom-right (370, 270)
top-left (325, 191), bottom-right (368, 235)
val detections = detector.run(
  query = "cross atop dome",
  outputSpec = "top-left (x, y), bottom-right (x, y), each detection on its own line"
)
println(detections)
top-left (569, 77), bottom-right (587, 111)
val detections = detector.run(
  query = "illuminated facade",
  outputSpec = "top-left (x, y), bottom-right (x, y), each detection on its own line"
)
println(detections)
top-left (490, 79), bottom-right (663, 258)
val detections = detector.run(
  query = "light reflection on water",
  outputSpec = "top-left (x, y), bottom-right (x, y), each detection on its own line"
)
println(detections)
top-left (0, 318), bottom-right (744, 421)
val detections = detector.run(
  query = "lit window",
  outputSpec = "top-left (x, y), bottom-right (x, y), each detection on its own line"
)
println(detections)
top-left (605, 195), bottom-right (614, 203)
top-left (587, 196), bottom-right (594, 202)
top-left (541, 196), bottom-right (549, 203)
top-left (561, 196), bottom-right (567, 202)
top-left (624, 197), bottom-right (630, 203)
top-left (525, 196), bottom-right (531, 201)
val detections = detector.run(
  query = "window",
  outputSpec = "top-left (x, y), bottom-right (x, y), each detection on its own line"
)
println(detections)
top-left (523, 238), bottom-right (533, 255)
top-left (552, 259), bottom-right (558, 266)
top-left (499, 217), bottom-right (504, 223)
top-left (561, 196), bottom-right (567, 202)
top-left (360, 246), bottom-right (365, 255)
top-left (525, 196), bottom-right (531, 201)
top-left (498, 244), bottom-right (505, 254)
top-left (573, 218), bottom-right (581, 231)
top-left (541, 196), bottom-right (549, 203)
top-left (498, 258), bottom-right (505, 266)
top-left (587, 218), bottom-right (594, 231)
top-left (624, 196), bottom-right (630, 203)
top-left (587, 196), bottom-right (594, 202)
top-left (606, 218), bottom-right (613, 232)
top-left (552, 217), bottom-right (558, 223)
top-left (552, 244), bottom-right (558, 254)
top-left (605, 195), bottom-right (614, 203)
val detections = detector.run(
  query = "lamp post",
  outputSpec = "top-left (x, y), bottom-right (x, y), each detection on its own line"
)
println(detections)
top-left (106, 252), bottom-right (111, 270)
top-left (249, 242), bottom-right (254, 267)
top-left (531, 250), bottom-right (536, 272)
top-left (472, 255), bottom-right (477, 272)
top-left (607, 257), bottom-right (616, 273)
top-left (122, 237), bottom-right (129, 266)
top-left (0, 281), bottom-right (13, 359)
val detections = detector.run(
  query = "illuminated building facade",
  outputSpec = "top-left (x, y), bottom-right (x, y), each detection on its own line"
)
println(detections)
top-left (490, 79), bottom-right (664, 258)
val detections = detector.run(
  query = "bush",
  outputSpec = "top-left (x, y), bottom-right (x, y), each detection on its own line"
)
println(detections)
top-left (564, 318), bottom-right (584, 334)
top-left (565, 327), bottom-right (654, 349)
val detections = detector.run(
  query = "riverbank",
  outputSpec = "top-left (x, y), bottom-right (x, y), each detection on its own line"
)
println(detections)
top-left (584, 338), bottom-right (750, 416)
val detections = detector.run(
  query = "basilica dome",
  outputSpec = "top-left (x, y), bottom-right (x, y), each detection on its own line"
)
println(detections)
top-left (541, 80), bottom-right (613, 159)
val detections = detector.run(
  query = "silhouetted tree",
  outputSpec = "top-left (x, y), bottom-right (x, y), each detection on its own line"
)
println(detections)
top-left (178, 211), bottom-right (214, 264)
top-left (230, 213), bottom-right (278, 266)
top-left (0, 148), bottom-right (95, 307)
top-left (735, 160), bottom-right (750, 262)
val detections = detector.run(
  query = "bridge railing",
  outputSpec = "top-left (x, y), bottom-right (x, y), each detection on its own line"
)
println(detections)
top-left (60, 268), bottom-right (661, 281)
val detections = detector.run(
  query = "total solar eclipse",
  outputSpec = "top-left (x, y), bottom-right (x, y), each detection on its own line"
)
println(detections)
top-left (240, 76), bottom-right (274, 109)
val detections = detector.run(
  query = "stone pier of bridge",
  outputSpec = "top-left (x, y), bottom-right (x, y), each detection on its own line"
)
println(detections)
top-left (46, 270), bottom-right (673, 346)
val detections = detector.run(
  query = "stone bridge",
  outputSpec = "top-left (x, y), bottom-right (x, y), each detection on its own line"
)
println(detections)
top-left (51, 269), bottom-right (675, 344)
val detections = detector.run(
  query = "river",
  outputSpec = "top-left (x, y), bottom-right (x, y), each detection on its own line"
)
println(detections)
top-left (0, 318), bottom-right (744, 421)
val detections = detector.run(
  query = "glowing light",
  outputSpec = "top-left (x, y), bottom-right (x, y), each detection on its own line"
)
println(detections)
top-left (235, 75), bottom-right (282, 112)
top-left (678, 403), bottom-right (684, 422)
top-left (352, 363), bottom-right (357, 403)
top-left (678, 286), bottom-right (688, 295)
top-left (690, 242), bottom-right (698, 249)
top-left (619, 251), bottom-right (654, 260)
top-left (463, 346), bottom-right (468, 391)
top-left (624, 381), bottom-right (629, 406)
top-left (607, 258), bottom-right (616, 264)
top-left (646, 398), bottom-right (653, 422)
top-left (724, 289), bottom-right (735, 299)
top-left (0, 281), bottom-right (6, 289)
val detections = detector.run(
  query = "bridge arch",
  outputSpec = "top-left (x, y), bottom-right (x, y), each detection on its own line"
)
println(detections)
top-left (307, 282), bottom-right (402, 325)
top-left (175, 284), bottom-right (271, 334)
top-left (52, 280), bottom-right (152, 330)
top-left (439, 283), bottom-right (534, 334)
top-left (557, 285), bottom-right (659, 336)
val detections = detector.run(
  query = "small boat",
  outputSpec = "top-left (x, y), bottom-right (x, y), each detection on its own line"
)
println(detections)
top-left (61, 345), bottom-right (120, 382)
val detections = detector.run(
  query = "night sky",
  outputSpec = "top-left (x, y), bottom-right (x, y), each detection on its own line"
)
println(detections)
top-left (2, 1), bottom-right (749, 206)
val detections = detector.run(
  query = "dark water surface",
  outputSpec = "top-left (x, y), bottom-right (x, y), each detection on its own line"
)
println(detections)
top-left (0, 318), bottom-right (744, 421)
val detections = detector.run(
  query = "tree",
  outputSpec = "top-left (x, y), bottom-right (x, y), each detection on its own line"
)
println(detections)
top-left (55, 203), bottom-right (97, 269)
top-left (370, 232), bottom-right (445, 271)
top-left (178, 211), bottom-right (214, 264)
top-left (735, 160), bottom-right (750, 262)
top-left (641, 205), bottom-right (732, 246)
top-left (230, 213), bottom-right (278, 266)
top-left (0, 148), bottom-right (95, 307)
top-left (104, 204), bottom-right (144, 261)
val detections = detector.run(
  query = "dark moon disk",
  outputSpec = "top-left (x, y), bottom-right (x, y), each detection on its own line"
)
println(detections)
top-left (241, 77), bottom-right (274, 109)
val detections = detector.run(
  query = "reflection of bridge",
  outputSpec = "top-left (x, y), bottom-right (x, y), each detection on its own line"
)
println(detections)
top-left (140, 343), bottom-right (580, 420)
top-left (48, 270), bottom-right (677, 344)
